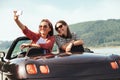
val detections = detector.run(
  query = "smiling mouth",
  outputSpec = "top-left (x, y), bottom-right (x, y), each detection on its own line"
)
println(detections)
top-left (40, 30), bottom-right (46, 33)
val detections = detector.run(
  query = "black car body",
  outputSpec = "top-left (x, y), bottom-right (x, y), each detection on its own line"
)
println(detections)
top-left (0, 36), bottom-right (120, 80)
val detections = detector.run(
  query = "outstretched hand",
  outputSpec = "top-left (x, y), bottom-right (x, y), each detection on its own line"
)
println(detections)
top-left (20, 43), bottom-right (40, 50)
top-left (13, 11), bottom-right (19, 20)
top-left (65, 42), bottom-right (73, 52)
top-left (20, 43), bottom-right (30, 50)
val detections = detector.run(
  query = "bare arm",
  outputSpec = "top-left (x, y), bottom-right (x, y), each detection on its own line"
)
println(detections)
top-left (13, 11), bottom-right (26, 30)
top-left (61, 39), bottom-right (84, 52)
top-left (61, 40), bottom-right (74, 51)
top-left (73, 39), bottom-right (84, 46)
top-left (20, 43), bottom-right (40, 50)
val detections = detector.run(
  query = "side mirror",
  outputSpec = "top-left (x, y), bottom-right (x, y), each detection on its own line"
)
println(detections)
top-left (0, 51), bottom-right (5, 58)
top-left (0, 51), bottom-right (5, 62)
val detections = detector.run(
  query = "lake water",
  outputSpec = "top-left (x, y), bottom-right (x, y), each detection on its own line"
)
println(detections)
top-left (90, 46), bottom-right (120, 54)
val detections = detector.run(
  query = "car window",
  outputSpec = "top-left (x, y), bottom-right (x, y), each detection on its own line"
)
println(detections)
top-left (11, 40), bottom-right (31, 58)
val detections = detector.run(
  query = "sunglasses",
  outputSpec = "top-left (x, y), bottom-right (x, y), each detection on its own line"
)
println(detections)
top-left (55, 25), bottom-right (63, 31)
top-left (39, 25), bottom-right (48, 28)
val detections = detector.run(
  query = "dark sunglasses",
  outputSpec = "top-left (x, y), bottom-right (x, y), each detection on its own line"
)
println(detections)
top-left (39, 25), bottom-right (48, 28)
top-left (55, 25), bottom-right (63, 31)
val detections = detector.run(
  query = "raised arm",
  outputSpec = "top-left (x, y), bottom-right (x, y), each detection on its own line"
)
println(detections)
top-left (13, 11), bottom-right (26, 30)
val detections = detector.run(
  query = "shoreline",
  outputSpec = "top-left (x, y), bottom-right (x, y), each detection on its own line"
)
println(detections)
top-left (89, 46), bottom-right (120, 54)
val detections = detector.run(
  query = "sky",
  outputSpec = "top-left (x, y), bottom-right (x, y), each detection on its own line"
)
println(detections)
top-left (0, 0), bottom-right (120, 41)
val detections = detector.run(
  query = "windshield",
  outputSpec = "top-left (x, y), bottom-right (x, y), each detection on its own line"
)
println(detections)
top-left (11, 39), bottom-right (31, 58)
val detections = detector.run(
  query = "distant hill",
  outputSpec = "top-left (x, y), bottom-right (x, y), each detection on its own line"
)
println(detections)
top-left (69, 19), bottom-right (120, 47)
top-left (0, 41), bottom-right (12, 51)
top-left (0, 19), bottom-right (120, 51)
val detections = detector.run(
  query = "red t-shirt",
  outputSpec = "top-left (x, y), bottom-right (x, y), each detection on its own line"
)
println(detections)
top-left (22, 27), bottom-right (55, 53)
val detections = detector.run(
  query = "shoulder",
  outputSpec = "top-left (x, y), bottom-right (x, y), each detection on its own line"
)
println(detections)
top-left (71, 32), bottom-right (77, 36)
top-left (54, 35), bottom-right (64, 41)
top-left (54, 34), bottom-right (60, 38)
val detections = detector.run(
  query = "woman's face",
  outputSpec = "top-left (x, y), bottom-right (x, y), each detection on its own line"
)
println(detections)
top-left (56, 23), bottom-right (67, 36)
top-left (39, 21), bottom-right (51, 35)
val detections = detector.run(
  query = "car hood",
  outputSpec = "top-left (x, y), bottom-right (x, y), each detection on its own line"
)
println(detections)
top-left (2, 52), bottom-right (120, 80)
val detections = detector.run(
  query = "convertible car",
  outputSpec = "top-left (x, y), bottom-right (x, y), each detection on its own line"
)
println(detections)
top-left (0, 36), bottom-right (120, 80)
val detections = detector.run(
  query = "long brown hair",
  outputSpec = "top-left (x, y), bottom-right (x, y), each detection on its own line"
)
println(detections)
top-left (55, 20), bottom-right (72, 38)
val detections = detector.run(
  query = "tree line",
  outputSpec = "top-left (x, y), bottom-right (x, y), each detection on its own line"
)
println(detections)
top-left (70, 19), bottom-right (120, 47)
top-left (1, 19), bottom-right (120, 51)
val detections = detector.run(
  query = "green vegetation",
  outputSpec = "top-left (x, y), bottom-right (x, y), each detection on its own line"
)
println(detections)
top-left (0, 41), bottom-right (12, 51)
top-left (70, 19), bottom-right (120, 47)
top-left (0, 19), bottom-right (120, 51)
